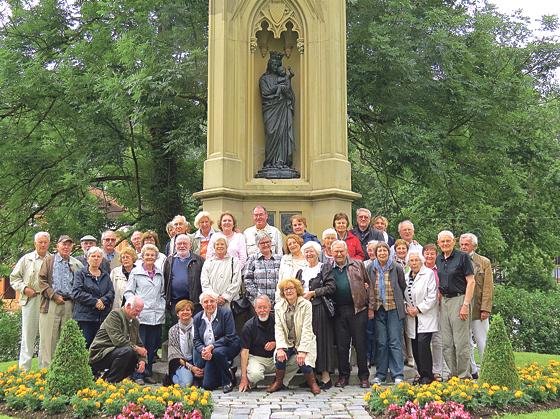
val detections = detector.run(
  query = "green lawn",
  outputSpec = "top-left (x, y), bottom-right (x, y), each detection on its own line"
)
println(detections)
top-left (498, 408), bottom-right (560, 418)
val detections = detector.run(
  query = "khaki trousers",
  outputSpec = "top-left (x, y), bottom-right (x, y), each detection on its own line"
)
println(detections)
top-left (39, 300), bottom-right (73, 368)
top-left (246, 355), bottom-right (276, 386)
top-left (440, 295), bottom-right (471, 379)
top-left (19, 296), bottom-right (42, 370)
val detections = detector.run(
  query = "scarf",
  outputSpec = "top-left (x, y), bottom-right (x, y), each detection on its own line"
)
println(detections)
top-left (178, 320), bottom-right (193, 359)
top-left (372, 257), bottom-right (394, 306)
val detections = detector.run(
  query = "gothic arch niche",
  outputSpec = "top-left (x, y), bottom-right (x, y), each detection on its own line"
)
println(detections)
top-left (248, 0), bottom-right (306, 181)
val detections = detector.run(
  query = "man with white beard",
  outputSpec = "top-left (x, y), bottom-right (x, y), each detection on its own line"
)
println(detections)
top-left (238, 295), bottom-right (294, 391)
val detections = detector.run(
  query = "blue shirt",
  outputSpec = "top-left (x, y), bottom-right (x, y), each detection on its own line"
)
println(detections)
top-left (52, 253), bottom-right (74, 297)
top-left (171, 255), bottom-right (191, 301)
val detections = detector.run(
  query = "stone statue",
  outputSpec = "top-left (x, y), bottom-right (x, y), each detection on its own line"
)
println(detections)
top-left (255, 51), bottom-right (300, 179)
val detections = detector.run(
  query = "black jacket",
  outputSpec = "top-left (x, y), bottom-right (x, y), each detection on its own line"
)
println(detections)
top-left (163, 253), bottom-right (204, 311)
top-left (72, 268), bottom-right (114, 323)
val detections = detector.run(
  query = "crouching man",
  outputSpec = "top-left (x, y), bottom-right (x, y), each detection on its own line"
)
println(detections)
top-left (89, 296), bottom-right (147, 382)
top-left (238, 295), bottom-right (284, 391)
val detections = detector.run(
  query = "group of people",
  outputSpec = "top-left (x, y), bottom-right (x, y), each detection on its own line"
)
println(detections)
top-left (10, 206), bottom-right (493, 394)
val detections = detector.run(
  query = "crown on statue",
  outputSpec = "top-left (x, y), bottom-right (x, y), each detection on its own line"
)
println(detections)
top-left (269, 51), bottom-right (284, 61)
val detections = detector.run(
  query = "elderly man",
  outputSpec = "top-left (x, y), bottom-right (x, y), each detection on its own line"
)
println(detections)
top-left (331, 240), bottom-right (375, 388)
top-left (165, 215), bottom-right (190, 256)
top-left (10, 231), bottom-right (51, 370)
top-left (76, 235), bottom-right (97, 266)
top-left (244, 231), bottom-right (282, 306)
top-left (391, 220), bottom-right (423, 256)
top-left (244, 206), bottom-right (283, 257)
top-left (39, 235), bottom-right (83, 368)
top-left (239, 295), bottom-right (290, 391)
top-left (163, 234), bottom-right (204, 320)
top-left (460, 233), bottom-right (493, 379)
top-left (352, 208), bottom-right (384, 256)
top-left (130, 231), bottom-right (143, 255)
top-left (89, 296), bottom-right (147, 383)
top-left (436, 230), bottom-right (475, 379)
top-left (101, 230), bottom-right (121, 271)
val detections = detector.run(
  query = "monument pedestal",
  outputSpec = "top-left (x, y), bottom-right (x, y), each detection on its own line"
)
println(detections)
top-left (195, 0), bottom-right (360, 233)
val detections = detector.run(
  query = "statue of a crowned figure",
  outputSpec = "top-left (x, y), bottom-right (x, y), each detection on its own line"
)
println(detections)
top-left (255, 51), bottom-right (300, 179)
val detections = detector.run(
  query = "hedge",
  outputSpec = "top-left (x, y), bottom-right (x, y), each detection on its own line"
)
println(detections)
top-left (0, 303), bottom-right (21, 362)
top-left (493, 285), bottom-right (560, 354)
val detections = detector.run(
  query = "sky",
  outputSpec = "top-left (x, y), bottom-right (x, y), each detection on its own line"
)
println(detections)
top-left (490, 0), bottom-right (560, 33)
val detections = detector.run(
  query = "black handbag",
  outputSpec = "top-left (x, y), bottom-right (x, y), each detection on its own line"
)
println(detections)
top-left (322, 295), bottom-right (335, 318)
top-left (231, 258), bottom-right (252, 316)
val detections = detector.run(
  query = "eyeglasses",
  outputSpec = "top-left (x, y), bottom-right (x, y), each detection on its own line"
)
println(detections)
top-left (103, 238), bottom-right (116, 242)
top-left (258, 241), bottom-right (272, 246)
top-left (283, 287), bottom-right (296, 292)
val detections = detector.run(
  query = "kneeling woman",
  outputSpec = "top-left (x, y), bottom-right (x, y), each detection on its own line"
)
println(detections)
top-left (167, 299), bottom-right (204, 387)
top-left (193, 291), bottom-right (241, 393)
top-left (267, 278), bottom-right (320, 394)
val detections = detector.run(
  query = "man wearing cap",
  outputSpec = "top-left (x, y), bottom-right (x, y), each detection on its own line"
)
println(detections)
top-left (76, 235), bottom-right (97, 266)
top-left (10, 232), bottom-right (51, 370)
top-left (39, 235), bottom-right (83, 367)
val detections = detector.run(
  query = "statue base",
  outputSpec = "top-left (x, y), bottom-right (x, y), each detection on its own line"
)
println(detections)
top-left (255, 166), bottom-right (300, 179)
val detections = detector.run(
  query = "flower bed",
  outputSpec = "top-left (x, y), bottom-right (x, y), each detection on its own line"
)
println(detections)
top-left (365, 360), bottom-right (560, 417)
top-left (0, 365), bottom-right (212, 418)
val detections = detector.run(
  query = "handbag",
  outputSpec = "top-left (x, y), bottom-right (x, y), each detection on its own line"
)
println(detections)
top-left (230, 258), bottom-right (252, 316)
top-left (322, 295), bottom-right (335, 318)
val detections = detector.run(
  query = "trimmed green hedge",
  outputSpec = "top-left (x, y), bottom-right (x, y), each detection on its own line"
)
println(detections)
top-left (493, 285), bottom-right (560, 354)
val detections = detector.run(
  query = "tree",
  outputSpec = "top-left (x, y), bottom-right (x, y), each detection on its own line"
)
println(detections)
top-left (347, 0), bottom-right (560, 290)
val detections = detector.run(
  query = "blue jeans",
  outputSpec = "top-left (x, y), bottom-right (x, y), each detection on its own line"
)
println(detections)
top-left (173, 366), bottom-right (194, 387)
top-left (193, 342), bottom-right (241, 390)
top-left (375, 307), bottom-right (404, 381)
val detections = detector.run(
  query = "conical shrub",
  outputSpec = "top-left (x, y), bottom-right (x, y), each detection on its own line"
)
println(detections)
top-left (46, 319), bottom-right (93, 397)
top-left (479, 314), bottom-right (520, 389)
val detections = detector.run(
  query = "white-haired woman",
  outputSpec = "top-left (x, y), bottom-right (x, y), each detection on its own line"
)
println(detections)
top-left (192, 291), bottom-right (241, 392)
top-left (191, 211), bottom-right (217, 258)
top-left (72, 246), bottom-right (115, 348)
top-left (200, 235), bottom-right (242, 309)
top-left (319, 228), bottom-right (337, 265)
top-left (124, 243), bottom-right (165, 384)
top-left (300, 241), bottom-right (336, 389)
top-left (405, 251), bottom-right (438, 384)
top-left (110, 247), bottom-right (138, 309)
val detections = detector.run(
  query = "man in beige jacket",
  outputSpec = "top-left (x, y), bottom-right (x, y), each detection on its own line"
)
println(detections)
top-left (10, 232), bottom-right (51, 370)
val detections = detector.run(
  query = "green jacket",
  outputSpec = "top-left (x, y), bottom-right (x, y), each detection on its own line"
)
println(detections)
top-left (89, 307), bottom-right (146, 364)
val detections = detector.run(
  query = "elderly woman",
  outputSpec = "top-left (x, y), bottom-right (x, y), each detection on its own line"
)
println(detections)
top-left (319, 228), bottom-right (337, 265)
top-left (166, 221), bottom-right (176, 240)
top-left (279, 234), bottom-right (308, 281)
top-left (137, 231), bottom-right (167, 271)
top-left (405, 251), bottom-right (438, 384)
top-left (290, 215), bottom-right (320, 244)
top-left (206, 212), bottom-right (247, 269)
top-left (393, 239), bottom-right (410, 271)
top-left (267, 278), bottom-right (319, 394)
top-left (364, 240), bottom-right (379, 269)
top-left (373, 215), bottom-right (395, 247)
top-left (244, 231), bottom-right (282, 305)
top-left (124, 243), bottom-right (165, 384)
top-left (167, 299), bottom-right (204, 387)
top-left (300, 241), bottom-right (336, 389)
top-left (332, 213), bottom-right (364, 261)
top-left (192, 211), bottom-right (217, 258)
top-left (110, 247), bottom-right (137, 309)
top-left (193, 291), bottom-right (241, 392)
top-left (72, 246), bottom-right (115, 348)
top-left (370, 242), bottom-right (407, 385)
top-left (200, 235), bottom-right (242, 309)
top-left (364, 239), bottom-right (379, 367)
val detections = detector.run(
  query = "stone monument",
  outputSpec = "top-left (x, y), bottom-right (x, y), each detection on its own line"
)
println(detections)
top-left (194, 0), bottom-right (360, 233)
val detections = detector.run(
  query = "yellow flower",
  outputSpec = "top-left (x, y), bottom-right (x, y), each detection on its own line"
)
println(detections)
top-left (488, 390), bottom-right (494, 396)
top-left (138, 397), bottom-right (144, 404)
top-left (190, 392), bottom-right (198, 401)
top-left (540, 386), bottom-right (546, 392)
top-left (95, 402), bottom-right (101, 408)
top-left (168, 401), bottom-right (174, 406)
top-left (364, 392), bottom-right (371, 401)
top-left (514, 391), bottom-right (523, 398)
top-left (38, 395), bottom-right (44, 401)
top-left (163, 391), bottom-right (170, 399)
top-left (383, 399), bottom-right (389, 405)
top-left (482, 382), bottom-right (490, 389)
top-left (460, 392), bottom-right (467, 398)
top-left (188, 400), bottom-right (194, 406)
top-left (491, 385), bottom-right (500, 391)
top-left (201, 399), bottom-right (208, 406)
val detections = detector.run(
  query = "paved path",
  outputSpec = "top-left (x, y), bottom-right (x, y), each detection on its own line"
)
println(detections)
top-left (209, 385), bottom-right (372, 419)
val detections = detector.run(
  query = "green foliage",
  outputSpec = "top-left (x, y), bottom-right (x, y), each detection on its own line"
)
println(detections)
top-left (70, 394), bottom-right (99, 418)
top-left (493, 285), bottom-right (560, 354)
top-left (142, 398), bottom-right (166, 416)
top-left (0, 305), bottom-right (21, 362)
top-left (347, 0), bottom-right (560, 291)
top-left (45, 319), bottom-right (93, 397)
top-left (42, 395), bottom-right (69, 415)
top-left (480, 314), bottom-right (520, 389)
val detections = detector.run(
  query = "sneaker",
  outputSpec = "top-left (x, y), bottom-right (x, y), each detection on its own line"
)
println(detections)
top-left (394, 378), bottom-right (403, 385)
top-left (372, 377), bottom-right (383, 385)
top-left (134, 378), bottom-right (145, 385)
